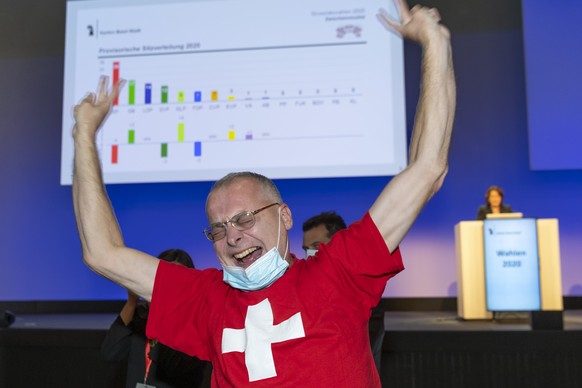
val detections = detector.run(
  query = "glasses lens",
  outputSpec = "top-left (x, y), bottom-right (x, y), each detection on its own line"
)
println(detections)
top-left (204, 224), bottom-right (226, 241)
top-left (203, 227), bottom-right (213, 241)
top-left (232, 212), bottom-right (255, 230)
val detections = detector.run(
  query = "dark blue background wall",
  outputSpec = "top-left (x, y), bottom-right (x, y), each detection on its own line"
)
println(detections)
top-left (0, 0), bottom-right (580, 301)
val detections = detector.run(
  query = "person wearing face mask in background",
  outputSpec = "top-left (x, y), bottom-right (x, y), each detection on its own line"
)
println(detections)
top-left (102, 249), bottom-right (212, 388)
top-left (476, 186), bottom-right (513, 220)
top-left (302, 211), bottom-right (385, 374)
top-left (71, 1), bottom-right (455, 386)
top-left (302, 211), bottom-right (346, 258)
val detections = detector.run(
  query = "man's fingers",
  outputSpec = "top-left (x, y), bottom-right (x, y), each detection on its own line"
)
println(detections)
top-left (397, 0), bottom-right (411, 23)
top-left (97, 76), bottom-right (108, 102)
top-left (109, 79), bottom-right (126, 104)
top-left (377, 8), bottom-right (402, 35)
top-left (428, 8), bottom-right (441, 23)
top-left (377, 11), bottom-right (396, 29)
top-left (82, 92), bottom-right (96, 105)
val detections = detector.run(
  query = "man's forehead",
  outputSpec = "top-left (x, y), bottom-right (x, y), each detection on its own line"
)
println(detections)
top-left (209, 178), bottom-right (265, 202)
top-left (206, 179), bottom-right (268, 218)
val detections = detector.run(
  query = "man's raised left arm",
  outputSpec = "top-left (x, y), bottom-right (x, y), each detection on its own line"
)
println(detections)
top-left (370, 1), bottom-right (456, 252)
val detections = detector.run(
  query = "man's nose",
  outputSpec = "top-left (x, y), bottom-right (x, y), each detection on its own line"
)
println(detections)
top-left (225, 223), bottom-right (243, 245)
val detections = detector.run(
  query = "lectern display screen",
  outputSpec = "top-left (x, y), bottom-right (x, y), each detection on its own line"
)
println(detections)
top-left (483, 218), bottom-right (541, 311)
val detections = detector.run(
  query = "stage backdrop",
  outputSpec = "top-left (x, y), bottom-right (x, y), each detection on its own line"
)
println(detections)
top-left (0, 0), bottom-right (581, 301)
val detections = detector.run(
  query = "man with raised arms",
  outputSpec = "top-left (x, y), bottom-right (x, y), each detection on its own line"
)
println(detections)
top-left (72, 1), bottom-right (455, 386)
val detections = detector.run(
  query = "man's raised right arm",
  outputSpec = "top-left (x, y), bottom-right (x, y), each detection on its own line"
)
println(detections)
top-left (72, 76), bottom-right (158, 301)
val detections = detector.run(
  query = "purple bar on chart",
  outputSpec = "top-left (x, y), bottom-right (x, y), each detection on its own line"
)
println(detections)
top-left (194, 141), bottom-right (202, 157)
top-left (194, 91), bottom-right (202, 102)
top-left (245, 132), bottom-right (253, 140)
top-left (145, 83), bottom-right (152, 104)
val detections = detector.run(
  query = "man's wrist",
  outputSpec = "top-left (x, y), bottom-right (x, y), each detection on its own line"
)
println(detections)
top-left (73, 126), bottom-right (97, 144)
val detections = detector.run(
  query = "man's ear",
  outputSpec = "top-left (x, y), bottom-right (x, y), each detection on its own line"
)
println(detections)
top-left (280, 204), bottom-right (293, 230)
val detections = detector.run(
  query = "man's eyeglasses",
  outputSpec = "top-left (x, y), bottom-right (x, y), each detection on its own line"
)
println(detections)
top-left (203, 203), bottom-right (280, 241)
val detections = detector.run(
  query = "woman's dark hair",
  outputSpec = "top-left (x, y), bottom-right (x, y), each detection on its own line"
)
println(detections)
top-left (485, 185), bottom-right (504, 205)
top-left (158, 249), bottom-right (195, 269)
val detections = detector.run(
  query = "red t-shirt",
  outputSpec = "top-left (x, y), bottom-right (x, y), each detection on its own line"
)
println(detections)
top-left (147, 213), bottom-right (403, 387)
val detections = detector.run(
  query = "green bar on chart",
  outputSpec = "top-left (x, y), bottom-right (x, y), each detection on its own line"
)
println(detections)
top-left (178, 91), bottom-right (185, 103)
top-left (161, 143), bottom-right (168, 157)
top-left (128, 80), bottom-right (135, 105)
top-left (128, 129), bottom-right (135, 144)
top-left (161, 86), bottom-right (168, 103)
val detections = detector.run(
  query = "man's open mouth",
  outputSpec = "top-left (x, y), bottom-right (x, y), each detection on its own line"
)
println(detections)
top-left (233, 246), bottom-right (263, 267)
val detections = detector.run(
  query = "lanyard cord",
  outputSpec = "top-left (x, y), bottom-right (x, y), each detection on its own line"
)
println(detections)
top-left (144, 340), bottom-right (153, 383)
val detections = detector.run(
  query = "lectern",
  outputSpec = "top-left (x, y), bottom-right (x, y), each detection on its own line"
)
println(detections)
top-left (455, 218), bottom-right (562, 320)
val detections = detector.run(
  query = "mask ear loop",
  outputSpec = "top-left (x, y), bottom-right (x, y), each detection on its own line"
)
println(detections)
top-left (275, 205), bottom-right (289, 259)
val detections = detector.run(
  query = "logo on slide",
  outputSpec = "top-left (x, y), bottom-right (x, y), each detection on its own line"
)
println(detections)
top-left (336, 25), bottom-right (362, 38)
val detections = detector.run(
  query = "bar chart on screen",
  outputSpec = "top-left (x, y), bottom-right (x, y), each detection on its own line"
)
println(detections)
top-left (61, 0), bottom-right (406, 184)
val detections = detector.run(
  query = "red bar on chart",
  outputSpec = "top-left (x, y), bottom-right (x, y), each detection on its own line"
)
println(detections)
top-left (111, 145), bottom-right (118, 164)
top-left (113, 61), bottom-right (120, 105)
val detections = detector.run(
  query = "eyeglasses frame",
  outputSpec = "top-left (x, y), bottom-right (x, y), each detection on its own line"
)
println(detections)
top-left (203, 202), bottom-right (280, 241)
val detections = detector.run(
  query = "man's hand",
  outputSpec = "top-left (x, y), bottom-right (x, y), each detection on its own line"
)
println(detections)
top-left (73, 76), bottom-right (125, 141)
top-left (127, 289), bottom-right (139, 303)
top-left (377, 0), bottom-right (450, 47)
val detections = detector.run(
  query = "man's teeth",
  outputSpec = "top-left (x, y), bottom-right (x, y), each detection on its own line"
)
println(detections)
top-left (234, 247), bottom-right (258, 260)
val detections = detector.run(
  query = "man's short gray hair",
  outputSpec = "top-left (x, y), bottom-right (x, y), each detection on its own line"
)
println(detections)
top-left (207, 171), bottom-right (283, 204)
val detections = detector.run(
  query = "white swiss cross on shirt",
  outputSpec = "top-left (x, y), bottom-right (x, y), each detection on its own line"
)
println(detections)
top-left (221, 298), bottom-right (305, 382)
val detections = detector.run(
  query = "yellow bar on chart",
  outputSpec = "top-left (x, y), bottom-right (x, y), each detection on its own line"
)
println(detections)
top-left (228, 130), bottom-right (236, 140)
top-left (178, 91), bottom-right (185, 103)
top-left (211, 91), bottom-right (219, 101)
top-left (178, 123), bottom-right (185, 142)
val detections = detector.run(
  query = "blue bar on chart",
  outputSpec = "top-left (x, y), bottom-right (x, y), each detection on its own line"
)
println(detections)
top-left (194, 91), bottom-right (202, 102)
top-left (145, 83), bottom-right (152, 104)
top-left (194, 141), bottom-right (202, 157)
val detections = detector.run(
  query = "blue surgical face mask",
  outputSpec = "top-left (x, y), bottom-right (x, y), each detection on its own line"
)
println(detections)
top-left (305, 249), bottom-right (318, 257)
top-left (222, 246), bottom-right (289, 291)
top-left (222, 206), bottom-right (289, 291)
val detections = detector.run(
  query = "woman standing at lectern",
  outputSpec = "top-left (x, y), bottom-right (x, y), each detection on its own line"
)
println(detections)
top-left (476, 185), bottom-right (513, 220)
